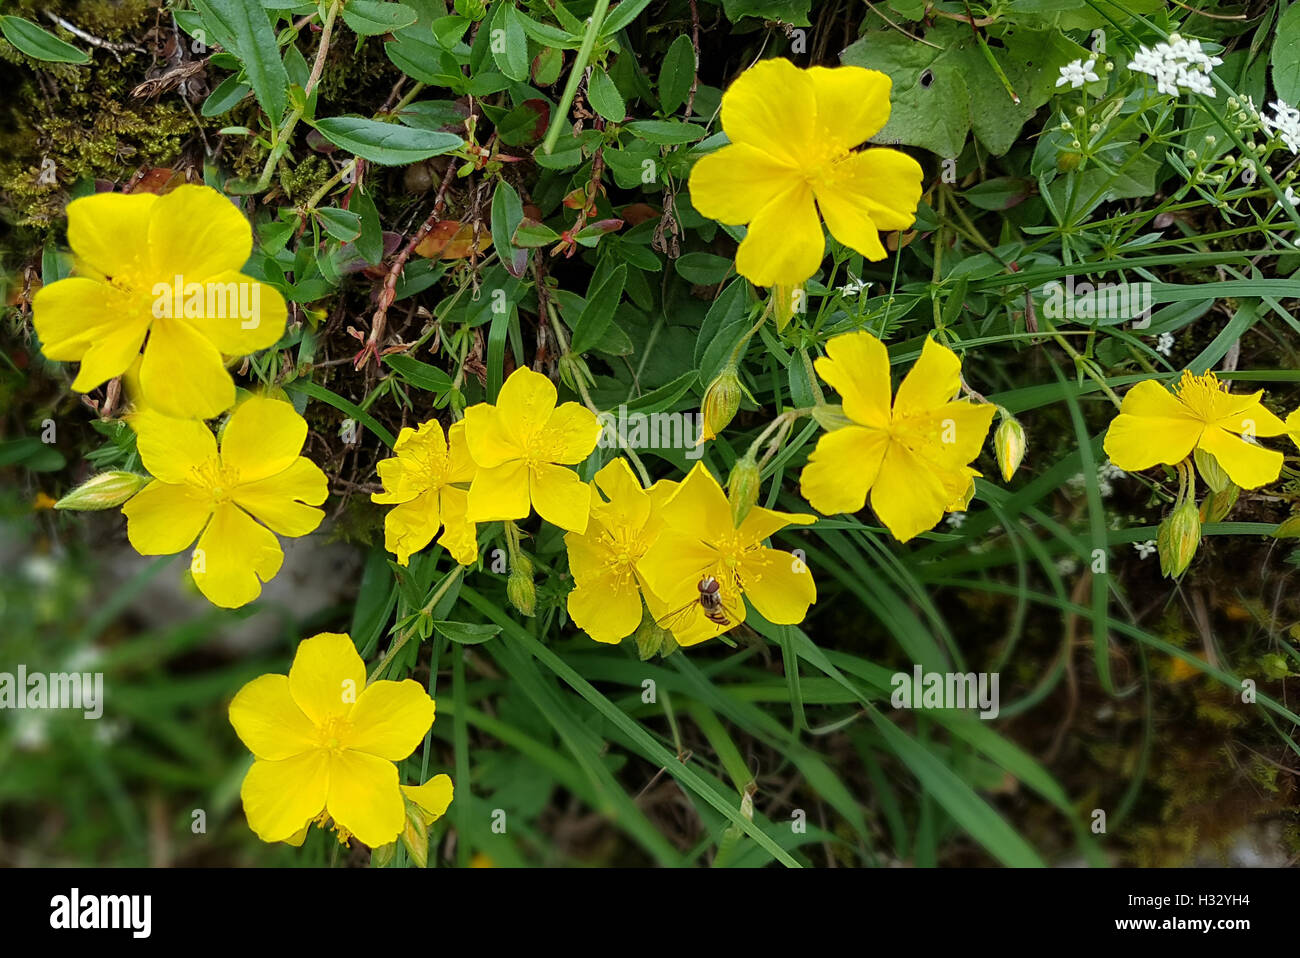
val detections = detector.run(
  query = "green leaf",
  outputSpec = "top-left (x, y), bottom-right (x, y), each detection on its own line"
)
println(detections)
top-left (658, 34), bottom-right (695, 113)
top-left (513, 218), bottom-right (561, 247)
top-left (587, 65), bottom-right (626, 122)
top-left (433, 620), bottom-right (501, 644)
top-left (624, 119), bottom-right (707, 144)
top-left (1275, 2), bottom-right (1300, 102)
top-left (491, 1), bottom-right (530, 81)
top-left (571, 264), bottom-right (627, 354)
top-left (340, 0), bottom-right (419, 35)
top-left (721, 0), bottom-right (811, 26)
top-left (201, 74), bottom-right (251, 116)
top-left (191, 0), bottom-right (290, 125)
top-left (383, 353), bottom-right (455, 393)
top-left (674, 252), bottom-right (732, 284)
top-left (313, 116), bottom-right (463, 164)
top-left (316, 207), bottom-right (362, 242)
top-left (491, 180), bottom-right (529, 276)
top-left (601, 0), bottom-right (654, 34)
top-left (0, 16), bottom-right (90, 63)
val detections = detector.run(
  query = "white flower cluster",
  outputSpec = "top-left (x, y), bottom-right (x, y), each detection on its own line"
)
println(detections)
top-left (1155, 331), bottom-right (1175, 357)
top-left (1057, 58), bottom-right (1099, 90)
top-left (1067, 461), bottom-right (1127, 498)
top-left (1127, 36), bottom-right (1222, 97)
top-left (1261, 99), bottom-right (1300, 155)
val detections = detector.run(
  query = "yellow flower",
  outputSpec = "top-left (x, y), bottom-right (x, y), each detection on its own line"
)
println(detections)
top-left (1103, 371), bottom-right (1286, 489)
top-left (799, 332), bottom-right (995, 542)
top-left (638, 463), bottom-right (816, 646)
top-left (373, 419), bottom-right (478, 566)
top-left (228, 632), bottom-right (436, 848)
top-left (564, 458), bottom-right (678, 644)
top-left (688, 58), bottom-right (923, 287)
top-left (32, 185), bottom-right (287, 420)
top-left (122, 396), bottom-right (327, 608)
top-left (463, 366), bottom-right (601, 533)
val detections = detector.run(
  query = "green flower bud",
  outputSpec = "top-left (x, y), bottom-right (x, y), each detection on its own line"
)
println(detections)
top-left (633, 612), bottom-right (670, 660)
top-left (507, 555), bottom-right (536, 617)
top-left (399, 799), bottom-right (430, 868)
top-left (700, 364), bottom-right (742, 442)
top-left (55, 471), bottom-right (149, 511)
top-left (727, 454), bottom-right (762, 527)
top-left (1057, 151), bottom-right (1083, 172)
top-left (993, 414), bottom-right (1027, 483)
top-left (1158, 496), bottom-right (1201, 578)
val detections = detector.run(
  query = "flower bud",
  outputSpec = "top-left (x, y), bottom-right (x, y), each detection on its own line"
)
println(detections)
top-left (727, 454), bottom-right (762, 527)
top-left (1200, 482), bottom-right (1238, 524)
top-left (699, 364), bottom-right (742, 442)
top-left (507, 554), bottom-right (535, 617)
top-left (994, 414), bottom-right (1027, 483)
top-left (399, 800), bottom-right (430, 868)
top-left (1157, 496), bottom-right (1201, 578)
top-left (55, 471), bottom-right (149, 511)
top-left (633, 613), bottom-right (671, 660)
top-left (1058, 151), bottom-right (1082, 171)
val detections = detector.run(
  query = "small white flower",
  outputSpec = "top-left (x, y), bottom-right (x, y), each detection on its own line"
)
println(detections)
top-left (1055, 556), bottom-right (1080, 576)
top-left (1057, 58), bottom-right (1100, 90)
top-left (1127, 38), bottom-right (1222, 97)
top-left (1262, 99), bottom-right (1300, 154)
top-left (1155, 331), bottom-right (1175, 356)
top-left (946, 512), bottom-right (966, 529)
top-left (1277, 185), bottom-right (1300, 209)
top-left (1134, 540), bottom-right (1157, 559)
top-left (838, 274), bottom-right (871, 297)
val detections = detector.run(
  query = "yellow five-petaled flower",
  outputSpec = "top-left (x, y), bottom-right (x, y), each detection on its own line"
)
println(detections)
top-left (1103, 370), bottom-right (1287, 488)
top-left (122, 396), bottom-right (327, 608)
top-left (373, 419), bottom-right (479, 566)
top-left (228, 632), bottom-right (439, 848)
top-left (799, 332), bottom-right (994, 542)
top-left (33, 184), bottom-right (287, 420)
top-left (463, 366), bottom-right (602, 533)
top-left (688, 58), bottom-right (924, 287)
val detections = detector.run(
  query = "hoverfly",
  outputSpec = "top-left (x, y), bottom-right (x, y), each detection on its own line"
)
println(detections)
top-left (653, 574), bottom-right (744, 642)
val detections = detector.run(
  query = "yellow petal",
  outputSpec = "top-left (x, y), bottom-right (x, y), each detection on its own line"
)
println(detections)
top-left (869, 441), bottom-right (956, 542)
top-left (447, 419), bottom-right (477, 483)
top-left (1103, 381), bottom-right (1203, 471)
top-left (191, 502), bottom-right (283, 608)
top-left (637, 532), bottom-right (719, 611)
top-left (140, 317), bottom-right (235, 420)
top-left (807, 65), bottom-right (893, 150)
top-left (384, 489), bottom-right (442, 566)
top-left (241, 751), bottom-right (329, 843)
top-left (496, 366), bottom-right (558, 446)
top-left (69, 317), bottom-right (153, 393)
top-left (1197, 427), bottom-right (1282, 489)
top-left (229, 673), bottom-right (318, 761)
top-left (800, 425), bottom-right (889, 515)
top-left (1287, 408), bottom-right (1300, 449)
top-left (736, 503), bottom-right (815, 545)
top-left (893, 337), bottom-right (961, 416)
top-left (689, 143), bottom-right (798, 225)
top-left (122, 480), bottom-right (212, 554)
top-left (374, 420), bottom-right (448, 505)
top-left (149, 184), bottom-right (254, 281)
top-left (401, 774), bottom-right (454, 826)
top-left (814, 331), bottom-right (892, 428)
top-left (289, 632), bottom-right (366, 727)
top-left (720, 58), bottom-right (816, 167)
top-left (345, 678), bottom-right (434, 760)
top-left (232, 458), bottom-right (327, 536)
top-left (326, 749), bottom-right (405, 848)
top-left (463, 403), bottom-right (519, 469)
top-left (530, 463), bottom-right (592, 533)
top-left (32, 277), bottom-right (138, 361)
top-left (1212, 395), bottom-right (1287, 438)
top-left (466, 460), bottom-right (531, 522)
top-left (541, 401), bottom-right (601, 464)
top-left (740, 546), bottom-right (816, 624)
top-left (734, 181), bottom-right (824, 288)
top-left (184, 270), bottom-right (288, 355)
top-left (65, 191), bottom-right (158, 280)
top-left (816, 149), bottom-right (923, 262)
top-left (568, 576), bottom-right (642, 644)
top-left (131, 409), bottom-right (219, 483)
top-left (221, 396), bottom-right (309, 482)
top-left (437, 485), bottom-right (479, 565)
top-left (902, 401), bottom-right (996, 471)
top-left (657, 462), bottom-right (732, 542)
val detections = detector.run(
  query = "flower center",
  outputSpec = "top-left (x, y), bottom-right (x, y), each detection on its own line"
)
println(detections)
top-left (191, 458), bottom-right (242, 503)
top-left (315, 714), bottom-right (352, 753)
top-left (1174, 370), bottom-right (1227, 420)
